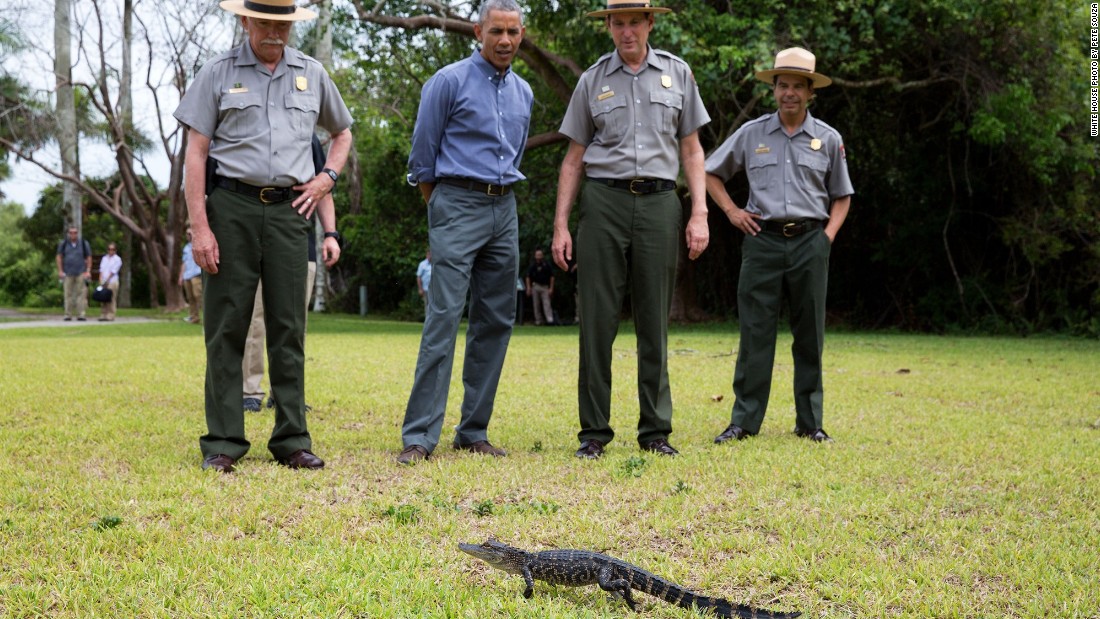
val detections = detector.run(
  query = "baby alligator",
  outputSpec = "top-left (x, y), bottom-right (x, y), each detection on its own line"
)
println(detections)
top-left (459, 539), bottom-right (801, 618)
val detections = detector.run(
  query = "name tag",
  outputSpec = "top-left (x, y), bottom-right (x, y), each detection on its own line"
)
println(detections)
top-left (597, 90), bottom-right (615, 101)
top-left (754, 144), bottom-right (770, 154)
top-left (228, 87), bottom-right (249, 94)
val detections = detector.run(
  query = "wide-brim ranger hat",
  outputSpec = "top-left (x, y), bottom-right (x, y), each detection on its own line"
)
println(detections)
top-left (587, 1), bottom-right (673, 18)
top-left (219, 0), bottom-right (317, 21)
top-left (755, 47), bottom-right (832, 88)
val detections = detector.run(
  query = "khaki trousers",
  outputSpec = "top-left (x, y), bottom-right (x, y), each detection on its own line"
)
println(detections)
top-left (63, 275), bottom-right (87, 319)
top-left (99, 280), bottom-right (119, 320)
top-left (183, 276), bottom-right (203, 323)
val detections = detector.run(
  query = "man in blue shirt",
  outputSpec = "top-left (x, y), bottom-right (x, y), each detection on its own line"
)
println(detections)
top-left (399, 0), bottom-right (533, 465)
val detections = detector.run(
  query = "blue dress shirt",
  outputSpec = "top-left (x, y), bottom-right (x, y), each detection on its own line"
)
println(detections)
top-left (408, 49), bottom-right (533, 186)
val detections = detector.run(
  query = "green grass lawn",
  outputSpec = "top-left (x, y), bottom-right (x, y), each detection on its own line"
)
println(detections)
top-left (1, 314), bottom-right (1098, 618)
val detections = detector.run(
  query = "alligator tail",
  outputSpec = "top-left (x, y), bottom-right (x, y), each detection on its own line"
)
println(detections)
top-left (634, 571), bottom-right (801, 619)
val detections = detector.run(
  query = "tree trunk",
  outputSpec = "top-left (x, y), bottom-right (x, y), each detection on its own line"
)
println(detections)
top-left (118, 0), bottom-right (134, 308)
top-left (54, 0), bottom-right (80, 231)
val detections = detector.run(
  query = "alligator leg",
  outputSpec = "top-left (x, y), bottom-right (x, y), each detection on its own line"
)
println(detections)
top-left (597, 567), bottom-right (637, 610)
top-left (521, 566), bottom-right (535, 599)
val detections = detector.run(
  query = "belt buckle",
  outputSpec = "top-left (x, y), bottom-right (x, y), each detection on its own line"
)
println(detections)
top-left (628, 179), bottom-right (646, 195)
top-left (782, 222), bottom-right (800, 238)
top-left (259, 187), bottom-right (280, 204)
top-left (486, 184), bottom-right (503, 197)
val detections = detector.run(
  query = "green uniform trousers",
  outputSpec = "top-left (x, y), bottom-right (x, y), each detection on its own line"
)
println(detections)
top-left (730, 228), bottom-right (831, 434)
top-left (199, 187), bottom-right (311, 461)
top-left (576, 180), bottom-right (681, 446)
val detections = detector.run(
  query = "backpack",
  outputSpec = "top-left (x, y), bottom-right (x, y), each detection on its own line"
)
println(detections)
top-left (58, 238), bottom-right (92, 259)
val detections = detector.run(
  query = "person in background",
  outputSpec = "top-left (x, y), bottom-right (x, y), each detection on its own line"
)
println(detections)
top-left (55, 226), bottom-right (92, 322)
top-left (180, 228), bottom-right (203, 325)
top-left (416, 248), bottom-right (432, 317)
top-left (525, 247), bottom-right (555, 325)
top-left (96, 243), bottom-right (122, 321)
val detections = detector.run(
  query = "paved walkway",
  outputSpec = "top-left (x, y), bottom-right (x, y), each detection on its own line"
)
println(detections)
top-left (0, 308), bottom-right (161, 330)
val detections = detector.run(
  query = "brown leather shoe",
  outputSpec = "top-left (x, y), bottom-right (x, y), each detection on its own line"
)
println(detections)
top-left (276, 449), bottom-right (325, 469)
top-left (453, 440), bottom-right (507, 457)
top-left (574, 439), bottom-right (605, 460)
top-left (641, 438), bottom-right (679, 456)
top-left (714, 423), bottom-right (752, 444)
top-left (396, 445), bottom-right (429, 465)
top-left (201, 454), bottom-right (236, 473)
top-left (795, 428), bottom-right (834, 443)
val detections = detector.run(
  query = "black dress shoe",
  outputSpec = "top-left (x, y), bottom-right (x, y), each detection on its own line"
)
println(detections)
top-left (574, 439), bottom-right (605, 459)
top-left (640, 438), bottom-right (679, 456)
top-left (794, 428), bottom-right (833, 443)
top-left (277, 449), bottom-right (325, 469)
top-left (201, 454), bottom-right (236, 473)
top-left (714, 423), bottom-right (751, 444)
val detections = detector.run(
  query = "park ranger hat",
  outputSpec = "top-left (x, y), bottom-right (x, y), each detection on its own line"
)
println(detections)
top-left (755, 47), bottom-right (832, 88)
top-left (219, 0), bottom-right (317, 21)
top-left (587, 1), bottom-right (673, 18)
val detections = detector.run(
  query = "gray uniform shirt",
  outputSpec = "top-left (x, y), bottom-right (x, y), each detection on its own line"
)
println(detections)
top-left (705, 110), bottom-right (854, 221)
top-left (559, 46), bottom-right (710, 181)
top-left (173, 43), bottom-right (352, 188)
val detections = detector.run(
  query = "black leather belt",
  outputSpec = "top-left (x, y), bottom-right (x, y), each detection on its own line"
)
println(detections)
top-left (214, 176), bottom-right (299, 204)
top-left (759, 220), bottom-right (824, 237)
top-left (437, 177), bottom-right (511, 196)
top-left (589, 177), bottom-right (677, 195)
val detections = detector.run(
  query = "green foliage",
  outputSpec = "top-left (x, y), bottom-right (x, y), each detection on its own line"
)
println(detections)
top-left (620, 455), bottom-right (647, 478)
top-left (472, 499), bottom-right (495, 517)
top-left (331, 0), bottom-right (1097, 332)
top-left (0, 202), bottom-right (57, 307)
top-left (90, 515), bottom-right (122, 532)
top-left (383, 504), bottom-right (422, 525)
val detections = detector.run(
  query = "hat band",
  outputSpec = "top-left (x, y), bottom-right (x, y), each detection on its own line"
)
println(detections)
top-left (243, 1), bottom-right (296, 15)
top-left (774, 65), bottom-right (814, 72)
top-left (606, 3), bottom-right (655, 9)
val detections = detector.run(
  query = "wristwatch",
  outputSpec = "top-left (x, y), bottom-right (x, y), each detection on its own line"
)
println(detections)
top-left (323, 231), bottom-right (343, 245)
top-left (406, 173), bottom-right (418, 187)
top-left (322, 168), bottom-right (339, 183)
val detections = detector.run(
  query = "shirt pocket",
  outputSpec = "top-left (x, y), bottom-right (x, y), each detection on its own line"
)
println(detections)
top-left (796, 153), bottom-right (830, 190)
top-left (748, 153), bottom-right (778, 189)
top-left (217, 92), bottom-right (264, 140)
top-left (590, 94), bottom-right (628, 141)
top-left (650, 90), bottom-right (683, 135)
top-left (284, 92), bottom-right (320, 139)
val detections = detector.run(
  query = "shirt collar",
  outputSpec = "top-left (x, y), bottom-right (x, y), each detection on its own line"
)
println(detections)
top-left (235, 42), bottom-right (305, 70)
top-left (471, 48), bottom-right (513, 83)
top-left (765, 109), bottom-right (818, 137)
top-left (608, 45), bottom-right (663, 75)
